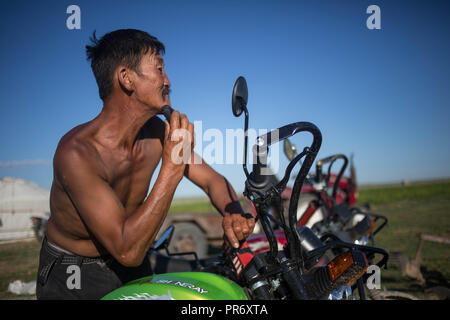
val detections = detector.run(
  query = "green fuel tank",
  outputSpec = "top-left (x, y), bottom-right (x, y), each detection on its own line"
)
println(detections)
top-left (101, 272), bottom-right (248, 300)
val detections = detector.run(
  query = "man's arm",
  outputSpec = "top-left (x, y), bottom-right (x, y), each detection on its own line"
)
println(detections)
top-left (56, 111), bottom-right (192, 267)
top-left (185, 152), bottom-right (255, 248)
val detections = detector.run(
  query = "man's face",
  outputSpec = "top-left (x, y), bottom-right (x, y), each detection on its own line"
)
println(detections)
top-left (132, 51), bottom-right (171, 110)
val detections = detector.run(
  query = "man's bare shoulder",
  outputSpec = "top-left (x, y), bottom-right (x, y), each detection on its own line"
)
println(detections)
top-left (53, 125), bottom-right (105, 183)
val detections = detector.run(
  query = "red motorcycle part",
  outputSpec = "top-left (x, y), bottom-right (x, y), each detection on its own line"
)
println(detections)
top-left (223, 241), bottom-right (255, 279)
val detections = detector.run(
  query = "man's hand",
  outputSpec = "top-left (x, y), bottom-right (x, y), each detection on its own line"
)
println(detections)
top-left (222, 212), bottom-right (255, 249)
top-left (161, 110), bottom-right (194, 182)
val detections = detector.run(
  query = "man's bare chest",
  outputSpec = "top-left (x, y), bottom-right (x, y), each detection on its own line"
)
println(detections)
top-left (107, 139), bottom-right (162, 210)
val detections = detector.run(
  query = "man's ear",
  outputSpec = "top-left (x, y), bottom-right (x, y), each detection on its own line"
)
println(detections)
top-left (117, 66), bottom-right (134, 96)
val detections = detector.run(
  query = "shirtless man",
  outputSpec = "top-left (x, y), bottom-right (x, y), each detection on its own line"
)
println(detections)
top-left (36, 29), bottom-right (255, 299)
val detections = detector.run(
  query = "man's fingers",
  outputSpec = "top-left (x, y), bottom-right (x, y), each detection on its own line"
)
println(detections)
top-left (180, 113), bottom-right (188, 128)
top-left (232, 217), bottom-right (245, 241)
top-left (164, 120), bottom-right (170, 140)
top-left (188, 122), bottom-right (195, 148)
top-left (239, 218), bottom-right (249, 238)
top-left (242, 216), bottom-right (255, 238)
top-left (223, 215), bottom-right (239, 248)
top-left (170, 110), bottom-right (180, 130)
top-left (223, 212), bottom-right (257, 249)
top-left (225, 229), bottom-right (239, 249)
top-left (247, 216), bottom-right (255, 232)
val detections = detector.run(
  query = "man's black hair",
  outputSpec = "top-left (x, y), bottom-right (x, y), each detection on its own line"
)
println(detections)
top-left (86, 29), bottom-right (165, 101)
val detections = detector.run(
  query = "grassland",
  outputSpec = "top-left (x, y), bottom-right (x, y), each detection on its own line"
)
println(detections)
top-left (0, 179), bottom-right (448, 299)
top-left (169, 197), bottom-right (218, 214)
top-left (0, 239), bottom-right (41, 299)
top-left (358, 180), bottom-right (450, 299)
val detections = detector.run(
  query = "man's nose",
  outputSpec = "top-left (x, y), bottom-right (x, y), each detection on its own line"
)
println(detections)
top-left (164, 73), bottom-right (171, 88)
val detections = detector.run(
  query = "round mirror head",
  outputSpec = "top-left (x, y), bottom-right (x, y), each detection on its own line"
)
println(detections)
top-left (232, 76), bottom-right (248, 117)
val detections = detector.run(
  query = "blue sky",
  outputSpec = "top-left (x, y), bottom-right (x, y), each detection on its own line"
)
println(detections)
top-left (0, 0), bottom-right (449, 198)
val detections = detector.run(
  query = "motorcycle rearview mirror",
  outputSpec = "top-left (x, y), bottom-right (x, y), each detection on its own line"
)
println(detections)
top-left (232, 76), bottom-right (251, 179)
top-left (283, 139), bottom-right (297, 161)
top-left (232, 76), bottom-right (248, 117)
top-left (153, 225), bottom-right (175, 252)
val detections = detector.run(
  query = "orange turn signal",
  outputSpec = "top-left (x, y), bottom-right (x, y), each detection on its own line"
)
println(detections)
top-left (327, 250), bottom-right (369, 286)
top-left (327, 252), bottom-right (354, 281)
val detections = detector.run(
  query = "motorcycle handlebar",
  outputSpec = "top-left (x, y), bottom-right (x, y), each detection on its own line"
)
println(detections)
top-left (315, 154), bottom-right (348, 202)
top-left (250, 122), bottom-right (322, 190)
top-left (315, 154), bottom-right (348, 183)
top-left (246, 121), bottom-right (322, 264)
top-left (256, 122), bottom-right (316, 149)
top-left (286, 123), bottom-right (322, 262)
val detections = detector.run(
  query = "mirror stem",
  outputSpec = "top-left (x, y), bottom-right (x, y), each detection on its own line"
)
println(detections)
top-left (242, 106), bottom-right (251, 179)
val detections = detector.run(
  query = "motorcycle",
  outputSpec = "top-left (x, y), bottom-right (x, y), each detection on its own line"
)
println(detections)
top-left (102, 76), bottom-right (388, 300)
top-left (246, 150), bottom-right (387, 254)
top-left (298, 153), bottom-right (388, 246)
